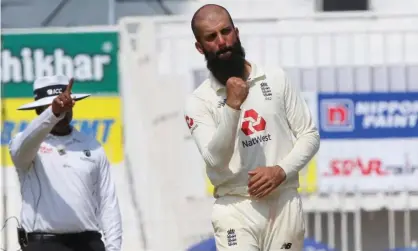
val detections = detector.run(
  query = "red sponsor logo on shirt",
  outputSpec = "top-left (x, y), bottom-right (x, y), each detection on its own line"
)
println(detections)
top-left (185, 115), bottom-right (198, 132)
top-left (39, 145), bottom-right (53, 154)
top-left (241, 109), bottom-right (271, 148)
top-left (185, 116), bottom-right (194, 129)
top-left (241, 109), bottom-right (266, 136)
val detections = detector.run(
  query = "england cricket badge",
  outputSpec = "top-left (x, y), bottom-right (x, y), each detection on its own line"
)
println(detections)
top-left (57, 145), bottom-right (66, 156)
top-left (83, 150), bottom-right (91, 157)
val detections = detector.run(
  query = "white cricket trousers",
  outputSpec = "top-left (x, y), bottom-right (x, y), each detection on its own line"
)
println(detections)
top-left (211, 188), bottom-right (305, 251)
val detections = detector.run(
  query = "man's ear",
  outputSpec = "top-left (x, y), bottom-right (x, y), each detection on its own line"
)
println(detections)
top-left (195, 41), bottom-right (204, 55)
top-left (235, 27), bottom-right (240, 38)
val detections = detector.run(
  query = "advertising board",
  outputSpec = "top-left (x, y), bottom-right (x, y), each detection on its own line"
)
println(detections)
top-left (317, 139), bottom-right (418, 192)
top-left (1, 31), bottom-right (119, 97)
top-left (318, 92), bottom-right (418, 139)
top-left (1, 96), bottom-right (123, 167)
top-left (317, 91), bottom-right (418, 192)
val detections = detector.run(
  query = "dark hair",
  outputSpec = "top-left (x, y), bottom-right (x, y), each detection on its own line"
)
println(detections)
top-left (191, 4), bottom-right (235, 41)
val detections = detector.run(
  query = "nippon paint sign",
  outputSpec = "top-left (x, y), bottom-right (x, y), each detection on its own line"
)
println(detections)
top-left (318, 92), bottom-right (418, 139)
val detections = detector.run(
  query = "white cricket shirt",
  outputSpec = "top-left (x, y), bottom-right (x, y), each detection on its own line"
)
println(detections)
top-left (184, 63), bottom-right (320, 197)
top-left (9, 107), bottom-right (122, 251)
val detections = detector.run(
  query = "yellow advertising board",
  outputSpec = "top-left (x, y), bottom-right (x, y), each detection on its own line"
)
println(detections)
top-left (298, 157), bottom-right (318, 194)
top-left (205, 158), bottom-right (318, 195)
top-left (0, 97), bottom-right (123, 167)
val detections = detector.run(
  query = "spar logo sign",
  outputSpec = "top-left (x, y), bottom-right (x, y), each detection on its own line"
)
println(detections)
top-left (241, 109), bottom-right (272, 148)
top-left (323, 157), bottom-right (418, 177)
top-left (318, 92), bottom-right (418, 139)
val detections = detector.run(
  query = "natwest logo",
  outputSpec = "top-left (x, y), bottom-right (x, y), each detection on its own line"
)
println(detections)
top-left (241, 109), bottom-right (266, 136)
top-left (185, 116), bottom-right (194, 129)
top-left (240, 109), bottom-right (271, 148)
top-left (324, 158), bottom-right (387, 176)
top-left (185, 115), bottom-right (198, 132)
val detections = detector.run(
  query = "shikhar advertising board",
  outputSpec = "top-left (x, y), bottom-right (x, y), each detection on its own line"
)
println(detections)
top-left (1, 31), bottom-right (119, 97)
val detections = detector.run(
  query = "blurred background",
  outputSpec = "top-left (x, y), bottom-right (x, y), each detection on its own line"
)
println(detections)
top-left (1, 0), bottom-right (418, 251)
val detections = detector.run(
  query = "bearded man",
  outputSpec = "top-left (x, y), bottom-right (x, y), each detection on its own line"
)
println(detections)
top-left (184, 4), bottom-right (320, 251)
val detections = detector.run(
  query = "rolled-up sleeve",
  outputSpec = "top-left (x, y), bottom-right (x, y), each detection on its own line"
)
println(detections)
top-left (184, 96), bottom-right (240, 169)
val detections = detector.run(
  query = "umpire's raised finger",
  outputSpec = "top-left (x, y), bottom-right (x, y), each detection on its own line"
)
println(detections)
top-left (54, 96), bottom-right (64, 107)
top-left (65, 78), bottom-right (74, 93)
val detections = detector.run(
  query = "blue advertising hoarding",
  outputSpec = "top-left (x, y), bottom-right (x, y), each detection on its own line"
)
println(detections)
top-left (318, 92), bottom-right (418, 139)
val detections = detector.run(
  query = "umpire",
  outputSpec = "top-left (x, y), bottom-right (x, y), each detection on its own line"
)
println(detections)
top-left (8, 75), bottom-right (122, 251)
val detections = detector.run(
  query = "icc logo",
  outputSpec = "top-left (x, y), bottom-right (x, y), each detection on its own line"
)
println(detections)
top-left (320, 99), bottom-right (355, 132)
top-left (241, 109), bottom-right (266, 136)
top-left (47, 88), bottom-right (63, 95)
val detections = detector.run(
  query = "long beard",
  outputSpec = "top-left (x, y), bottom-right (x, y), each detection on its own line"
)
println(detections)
top-left (204, 39), bottom-right (246, 85)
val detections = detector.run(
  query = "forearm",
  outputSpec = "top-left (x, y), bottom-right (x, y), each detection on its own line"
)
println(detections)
top-left (9, 107), bottom-right (63, 167)
top-left (278, 67), bottom-right (321, 179)
top-left (277, 130), bottom-right (320, 179)
top-left (100, 195), bottom-right (122, 251)
top-left (202, 105), bottom-right (240, 168)
top-left (102, 216), bottom-right (122, 251)
top-left (98, 155), bottom-right (122, 251)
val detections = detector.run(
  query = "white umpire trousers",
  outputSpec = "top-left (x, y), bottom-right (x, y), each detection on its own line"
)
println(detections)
top-left (211, 188), bottom-right (305, 251)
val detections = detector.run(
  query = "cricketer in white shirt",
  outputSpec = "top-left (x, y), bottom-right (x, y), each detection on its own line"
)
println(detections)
top-left (8, 75), bottom-right (122, 251)
top-left (185, 4), bottom-right (320, 251)
top-left (185, 62), bottom-right (320, 251)
top-left (185, 63), bottom-right (319, 197)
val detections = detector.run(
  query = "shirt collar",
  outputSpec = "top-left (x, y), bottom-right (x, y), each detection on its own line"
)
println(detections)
top-left (209, 62), bottom-right (266, 94)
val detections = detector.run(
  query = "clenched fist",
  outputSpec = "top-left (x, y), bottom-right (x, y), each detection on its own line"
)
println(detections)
top-left (225, 77), bottom-right (249, 110)
top-left (52, 78), bottom-right (75, 116)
